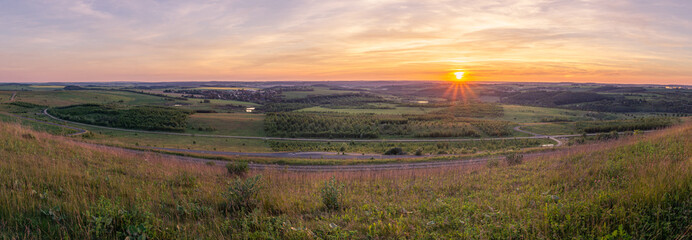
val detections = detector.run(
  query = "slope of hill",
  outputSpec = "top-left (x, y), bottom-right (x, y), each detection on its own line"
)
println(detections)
top-left (0, 121), bottom-right (690, 239)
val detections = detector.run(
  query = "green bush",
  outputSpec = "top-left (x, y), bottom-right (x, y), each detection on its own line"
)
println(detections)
top-left (504, 152), bottom-right (523, 166)
top-left (86, 197), bottom-right (154, 239)
top-left (486, 158), bottom-right (500, 168)
top-left (320, 177), bottom-right (345, 211)
top-left (384, 147), bottom-right (405, 155)
top-left (226, 162), bottom-right (249, 176)
top-left (227, 175), bottom-right (262, 213)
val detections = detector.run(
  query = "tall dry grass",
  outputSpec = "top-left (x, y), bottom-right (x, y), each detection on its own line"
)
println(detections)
top-left (0, 120), bottom-right (690, 239)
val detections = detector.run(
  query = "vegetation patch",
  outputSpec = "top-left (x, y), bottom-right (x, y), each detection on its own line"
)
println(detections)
top-left (577, 117), bottom-right (676, 133)
top-left (49, 104), bottom-right (192, 132)
top-left (265, 108), bottom-right (513, 139)
top-left (0, 119), bottom-right (690, 238)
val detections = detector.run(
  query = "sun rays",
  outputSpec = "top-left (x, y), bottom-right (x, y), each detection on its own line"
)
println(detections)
top-left (442, 81), bottom-right (477, 103)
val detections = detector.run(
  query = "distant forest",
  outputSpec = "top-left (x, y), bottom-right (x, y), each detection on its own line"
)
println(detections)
top-left (501, 90), bottom-right (692, 113)
top-left (49, 104), bottom-right (192, 132)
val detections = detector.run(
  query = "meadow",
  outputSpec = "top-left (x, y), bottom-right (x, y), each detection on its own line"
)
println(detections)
top-left (187, 113), bottom-right (265, 136)
top-left (0, 118), bottom-right (689, 239)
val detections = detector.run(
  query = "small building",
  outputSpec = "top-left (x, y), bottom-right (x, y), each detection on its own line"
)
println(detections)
top-left (246, 107), bottom-right (256, 113)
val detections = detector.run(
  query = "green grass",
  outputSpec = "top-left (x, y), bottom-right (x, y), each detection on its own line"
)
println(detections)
top-left (81, 128), bottom-right (273, 153)
top-left (500, 104), bottom-right (594, 123)
top-left (521, 122), bottom-right (579, 135)
top-left (0, 118), bottom-right (689, 239)
top-left (0, 113), bottom-right (78, 136)
top-left (10, 90), bottom-right (168, 107)
top-left (187, 113), bottom-right (265, 136)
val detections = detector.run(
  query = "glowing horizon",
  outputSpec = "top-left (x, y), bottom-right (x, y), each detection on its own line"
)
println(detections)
top-left (1, 1), bottom-right (691, 85)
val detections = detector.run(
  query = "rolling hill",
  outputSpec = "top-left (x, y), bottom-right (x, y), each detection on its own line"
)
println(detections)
top-left (0, 120), bottom-right (690, 239)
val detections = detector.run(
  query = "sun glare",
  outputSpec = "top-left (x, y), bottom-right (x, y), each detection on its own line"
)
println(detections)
top-left (454, 72), bottom-right (465, 80)
top-left (443, 71), bottom-right (476, 103)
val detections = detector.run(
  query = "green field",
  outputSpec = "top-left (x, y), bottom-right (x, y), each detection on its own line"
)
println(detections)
top-left (282, 87), bottom-right (360, 99)
top-left (10, 90), bottom-right (167, 107)
top-left (521, 122), bottom-right (579, 135)
top-left (500, 105), bottom-right (594, 123)
top-left (0, 113), bottom-right (78, 135)
top-left (187, 113), bottom-right (265, 136)
top-left (0, 91), bottom-right (12, 102)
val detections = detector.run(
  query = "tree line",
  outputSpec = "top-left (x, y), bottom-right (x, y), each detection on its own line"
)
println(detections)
top-left (49, 104), bottom-right (192, 132)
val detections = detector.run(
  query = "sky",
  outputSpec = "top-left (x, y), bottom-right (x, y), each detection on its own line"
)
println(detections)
top-left (0, 0), bottom-right (691, 84)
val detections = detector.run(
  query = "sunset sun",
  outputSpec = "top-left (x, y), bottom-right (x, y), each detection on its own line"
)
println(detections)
top-left (454, 72), bottom-right (465, 80)
top-left (454, 72), bottom-right (464, 81)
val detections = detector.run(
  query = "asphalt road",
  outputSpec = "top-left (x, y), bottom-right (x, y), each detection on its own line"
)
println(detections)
top-left (0, 110), bottom-right (650, 171)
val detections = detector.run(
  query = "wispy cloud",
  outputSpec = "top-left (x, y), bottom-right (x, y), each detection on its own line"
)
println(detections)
top-left (0, 0), bottom-right (690, 84)
top-left (69, 1), bottom-right (112, 19)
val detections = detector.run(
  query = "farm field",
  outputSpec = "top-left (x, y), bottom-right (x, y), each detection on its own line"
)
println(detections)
top-left (187, 113), bottom-right (265, 136)
top-left (499, 104), bottom-right (595, 123)
top-left (520, 122), bottom-right (579, 135)
top-left (10, 90), bottom-right (167, 107)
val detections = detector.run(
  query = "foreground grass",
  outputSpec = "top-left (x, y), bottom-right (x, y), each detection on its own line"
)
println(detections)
top-left (0, 121), bottom-right (690, 239)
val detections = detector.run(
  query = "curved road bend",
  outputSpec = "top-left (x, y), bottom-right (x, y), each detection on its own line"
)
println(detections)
top-left (2, 110), bottom-right (650, 172)
top-left (514, 125), bottom-right (564, 147)
top-left (147, 147), bottom-right (429, 160)
top-left (106, 144), bottom-right (508, 172)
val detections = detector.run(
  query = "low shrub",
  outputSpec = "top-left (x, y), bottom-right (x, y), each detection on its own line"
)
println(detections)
top-left (227, 175), bottom-right (262, 213)
top-left (320, 177), bottom-right (345, 211)
top-left (505, 152), bottom-right (524, 166)
top-left (384, 147), bottom-right (405, 155)
top-left (226, 162), bottom-right (249, 176)
top-left (486, 158), bottom-right (500, 168)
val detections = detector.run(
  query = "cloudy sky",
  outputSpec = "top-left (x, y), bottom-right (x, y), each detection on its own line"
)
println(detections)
top-left (1, 0), bottom-right (691, 84)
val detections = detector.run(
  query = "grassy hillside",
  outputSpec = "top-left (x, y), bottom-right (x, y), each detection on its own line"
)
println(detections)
top-left (0, 121), bottom-right (690, 239)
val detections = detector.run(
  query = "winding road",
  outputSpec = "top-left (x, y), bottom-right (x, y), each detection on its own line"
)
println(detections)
top-left (513, 125), bottom-right (564, 147)
top-left (0, 109), bottom-right (645, 171)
